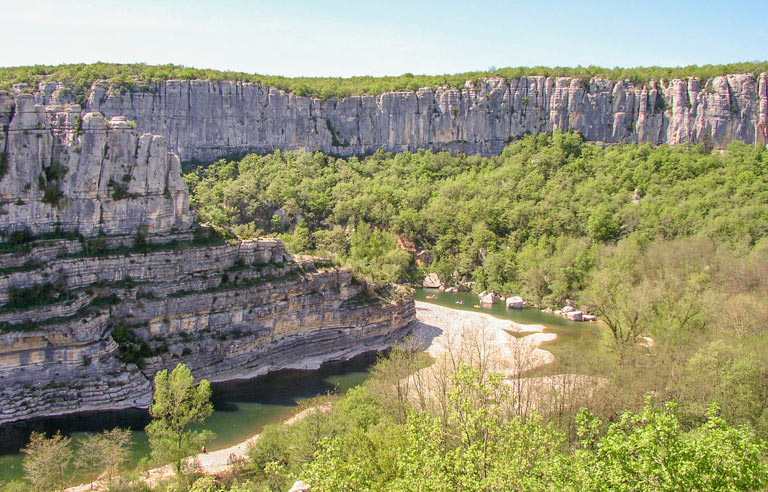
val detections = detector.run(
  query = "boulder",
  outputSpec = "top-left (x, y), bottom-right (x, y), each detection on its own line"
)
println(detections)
top-left (423, 273), bottom-right (441, 289)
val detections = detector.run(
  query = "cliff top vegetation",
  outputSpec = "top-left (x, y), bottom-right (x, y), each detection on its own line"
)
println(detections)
top-left (1, 61), bottom-right (767, 101)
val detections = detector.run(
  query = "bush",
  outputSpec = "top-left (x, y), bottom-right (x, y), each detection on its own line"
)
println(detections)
top-left (5, 282), bottom-right (68, 310)
top-left (110, 324), bottom-right (153, 368)
top-left (132, 226), bottom-right (148, 250)
top-left (0, 151), bottom-right (8, 180)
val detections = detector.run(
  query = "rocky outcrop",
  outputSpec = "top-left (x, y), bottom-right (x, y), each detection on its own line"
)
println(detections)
top-left (0, 237), bottom-right (414, 424)
top-left (15, 73), bottom-right (766, 163)
top-left (0, 93), bottom-right (193, 236)
top-left (0, 102), bottom-right (416, 424)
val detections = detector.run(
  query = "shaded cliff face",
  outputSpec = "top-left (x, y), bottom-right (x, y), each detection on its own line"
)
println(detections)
top-left (0, 93), bottom-right (193, 237)
top-left (19, 73), bottom-right (761, 162)
top-left (0, 239), bottom-right (414, 424)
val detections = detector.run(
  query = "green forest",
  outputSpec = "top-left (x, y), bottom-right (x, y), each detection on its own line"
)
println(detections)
top-left (4, 134), bottom-right (768, 491)
top-left (185, 132), bottom-right (768, 298)
top-left (1, 61), bottom-right (767, 101)
top-left (180, 133), bottom-right (768, 486)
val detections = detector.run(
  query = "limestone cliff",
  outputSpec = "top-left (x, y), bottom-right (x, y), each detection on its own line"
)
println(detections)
top-left (15, 73), bottom-right (767, 163)
top-left (0, 102), bottom-right (415, 424)
top-left (0, 93), bottom-right (193, 237)
top-left (0, 239), bottom-right (414, 424)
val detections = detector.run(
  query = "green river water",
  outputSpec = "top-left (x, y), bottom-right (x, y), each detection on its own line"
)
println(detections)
top-left (0, 291), bottom-right (609, 485)
top-left (0, 356), bottom-right (374, 484)
top-left (413, 289), bottom-right (611, 373)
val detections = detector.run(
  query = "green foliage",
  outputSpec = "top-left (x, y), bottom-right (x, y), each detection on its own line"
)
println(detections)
top-left (0, 151), bottom-right (8, 180)
top-left (4, 282), bottom-right (70, 311)
top-left (45, 160), bottom-right (68, 181)
top-left (2, 62), bottom-right (766, 100)
top-left (571, 401), bottom-right (768, 491)
top-left (145, 363), bottom-right (215, 479)
top-left (186, 133), bottom-right (768, 305)
top-left (6, 228), bottom-right (32, 245)
top-left (21, 431), bottom-right (72, 492)
top-left (108, 178), bottom-right (132, 200)
top-left (295, 365), bottom-right (768, 492)
top-left (133, 226), bottom-right (148, 250)
top-left (110, 324), bottom-right (153, 368)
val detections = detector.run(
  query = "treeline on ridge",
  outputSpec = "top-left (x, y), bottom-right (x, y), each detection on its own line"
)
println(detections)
top-left (1, 61), bottom-right (767, 102)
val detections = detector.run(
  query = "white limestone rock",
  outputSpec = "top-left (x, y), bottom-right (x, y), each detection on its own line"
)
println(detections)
top-left (0, 96), bottom-right (193, 237)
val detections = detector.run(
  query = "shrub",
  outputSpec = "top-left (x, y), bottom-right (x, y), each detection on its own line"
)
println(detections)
top-left (132, 226), bottom-right (148, 250)
top-left (110, 324), bottom-right (153, 368)
top-left (0, 151), bottom-right (8, 180)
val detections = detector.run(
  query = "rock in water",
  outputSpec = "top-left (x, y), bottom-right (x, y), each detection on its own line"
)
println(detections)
top-left (423, 273), bottom-right (441, 288)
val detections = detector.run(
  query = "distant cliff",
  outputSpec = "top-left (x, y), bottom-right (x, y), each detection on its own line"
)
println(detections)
top-left (7, 73), bottom-right (766, 163)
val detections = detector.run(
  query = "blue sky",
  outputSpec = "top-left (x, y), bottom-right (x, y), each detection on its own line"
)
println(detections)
top-left (2, 0), bottom-right (766, 76)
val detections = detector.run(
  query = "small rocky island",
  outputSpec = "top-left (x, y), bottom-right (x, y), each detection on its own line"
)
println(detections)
top-left (0, 92), bottom-right (414, 425)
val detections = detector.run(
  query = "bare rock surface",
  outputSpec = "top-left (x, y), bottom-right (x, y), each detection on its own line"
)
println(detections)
top-left (0, 94), bottom-right (192, 236)
top-left (28, 73), bottom-right (765, 162)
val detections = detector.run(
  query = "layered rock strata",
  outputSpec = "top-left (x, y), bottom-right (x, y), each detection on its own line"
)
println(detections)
top-left (0, 239), bottom-right (414, 424)
top-left (0, 102), bottom-right (415, 424)
top-left (0, 93), bottom-right (193, 236)
top-left (11, 73), bottom-right (766, 163)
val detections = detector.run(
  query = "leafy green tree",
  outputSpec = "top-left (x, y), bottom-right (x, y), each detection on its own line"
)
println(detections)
top-left (145, 363), bottom-right (215, 480)
top-left (587, 204), bottom-right (621, 242)
top-left (571, 401), bottom-right (768, 492)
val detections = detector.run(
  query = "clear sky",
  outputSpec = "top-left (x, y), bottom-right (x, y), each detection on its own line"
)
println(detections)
top-left (1, 0), bottom-right (766, 77)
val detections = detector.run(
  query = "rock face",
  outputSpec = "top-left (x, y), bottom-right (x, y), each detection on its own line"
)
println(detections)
top-left (0, 101), bottom-right (415, 424)
top-left (0, 93), bottom-right (193, 236)
top-left (0, 238), bottom-right (414, 424)
top-left (16, 73), bottom-right (764, 162)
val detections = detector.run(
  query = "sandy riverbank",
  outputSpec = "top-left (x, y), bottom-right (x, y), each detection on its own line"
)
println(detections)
top-left (66, 302), bottom-right (556, 491)
top-left (411, 301), bottom-right (556, 375)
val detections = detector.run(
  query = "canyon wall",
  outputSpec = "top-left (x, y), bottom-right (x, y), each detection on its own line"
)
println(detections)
top-left (0, 99), bottom-right (415, 424)
top-left (0, 239), bottom-right (414, 424)
top-left (16, 73), bottom-right (767, 163)
top-left (0, 94), bottom-right (193, 236)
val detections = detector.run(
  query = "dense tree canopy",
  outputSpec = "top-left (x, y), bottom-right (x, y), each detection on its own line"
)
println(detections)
top-left (2, 61), bottom-right (767, 102)
top-left (185, 133), bottom-right (768, 300)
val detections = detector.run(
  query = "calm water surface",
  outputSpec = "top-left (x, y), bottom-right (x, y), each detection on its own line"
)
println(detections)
top-left (0, 353), bottom-right (376, 483)
top-left (0, 295), bottom-right (610, 484)
top-left (413, 288), bottom-right (611, 371)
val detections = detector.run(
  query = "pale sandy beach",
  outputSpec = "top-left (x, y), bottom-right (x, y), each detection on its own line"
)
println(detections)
top-left (411, 301), bottom-right (556, 376)
top-left (66, 301), bottom-right (556, 491)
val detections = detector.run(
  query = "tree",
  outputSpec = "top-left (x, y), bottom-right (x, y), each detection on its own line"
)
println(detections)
top-left (571, 401), bottom-right (768, 492)
top-left (76, 428), bottom-right (132, 483)
top-left (145, 363), bottom-right (215, 480)
top-left (583, 241), bottom-right (652, 359)
top-left (21, 431), bottom-right (73, 492)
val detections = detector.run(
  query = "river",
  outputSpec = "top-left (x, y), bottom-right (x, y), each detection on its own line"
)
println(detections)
top-left (0, 293), bottom-right (610, 485)
top-left (413, 288), bottom-right (611, 373)
top-left (0, 352), bottom-right (376, 484)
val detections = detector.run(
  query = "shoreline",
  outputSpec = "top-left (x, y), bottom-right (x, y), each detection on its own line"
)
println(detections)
top-left (1, 325), bottom-right (411, 427)
top-left (64, 303), bottom-right (557, 491)
top-left (411, 301), bottom-right (556, 376)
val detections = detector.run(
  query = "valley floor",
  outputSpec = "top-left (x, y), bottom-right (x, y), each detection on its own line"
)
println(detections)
top-left (64, 302), bottom-right (557, 491)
